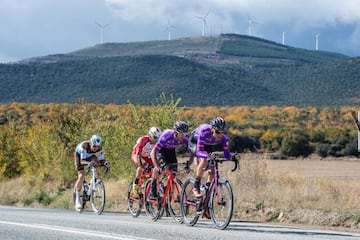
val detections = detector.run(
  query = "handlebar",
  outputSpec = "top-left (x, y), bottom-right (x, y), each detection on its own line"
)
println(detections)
top-left (205, 154), bottom-right (240, 172)
top-left (85, 161), bottom-right (110, 174)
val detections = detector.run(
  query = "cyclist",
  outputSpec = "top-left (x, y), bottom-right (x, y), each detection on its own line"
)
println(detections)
top-left (74, 134), bottom-right (105, 210)
top-left (188, 117), bottom-right (233, 198)
top-left (131, 127), bottom-right (162, 198)
top-left (149, 121), bottom-right (194, 199)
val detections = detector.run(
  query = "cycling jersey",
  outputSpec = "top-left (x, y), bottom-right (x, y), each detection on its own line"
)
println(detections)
top-left (76, 141), bottom-right (104, 161)
top-left (192, 124), bottom-right (231, 160)
top-left (154, 129), bottom-right (189, 151)
top-left (131, 135), bottom-right (154, 166)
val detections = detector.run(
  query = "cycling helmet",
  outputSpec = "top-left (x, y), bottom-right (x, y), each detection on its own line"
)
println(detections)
top-left (149, 127), bottom-right (162, 141)
top-left (90, 135), bottom-right (102, 146)
top-left (210, 117), bottom-right (226, 131)
top-left (173, 121), bottom-right (189, 133)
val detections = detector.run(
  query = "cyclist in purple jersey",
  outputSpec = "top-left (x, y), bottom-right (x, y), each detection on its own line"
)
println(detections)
top-left (149, 121), bottom-right (194, 199)
top-left (188, 117), bottom-right (233, 198)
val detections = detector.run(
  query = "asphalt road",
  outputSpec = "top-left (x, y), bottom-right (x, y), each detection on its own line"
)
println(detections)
top-left (0, 206), bottom-right (359, 240)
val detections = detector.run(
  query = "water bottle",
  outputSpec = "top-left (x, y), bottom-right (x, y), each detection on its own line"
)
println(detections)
top-left (159, 182), bottom-right (165, 197)
top-left (83, 182), bottom-right (89, 193)
top-left (83, 182), bottom-right (90, 201)
top-left (200, 184), bottom-right (206, 196)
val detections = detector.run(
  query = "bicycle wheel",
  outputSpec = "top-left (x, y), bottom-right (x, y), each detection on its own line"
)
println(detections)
top-left (127, 180), bottom-right (142, 217)
top-left (180, 178), bottom-right (200, 227)
top-left (90, 179), bottom-right (106, 215)
top-left (144, 178), bottom-right (162, 221)
top-left (209, 179), bottom-right (233, 230)
top-left (167, 178), bottom-right (183, 223)
top-left (73, 184), bottom-right (86, 212)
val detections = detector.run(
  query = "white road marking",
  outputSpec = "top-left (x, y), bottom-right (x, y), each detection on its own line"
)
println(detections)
top-left (0, 220), bottom-right (156, 240)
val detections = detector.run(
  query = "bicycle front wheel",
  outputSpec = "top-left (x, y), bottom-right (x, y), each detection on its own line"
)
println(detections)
top-left (180, 178), bottom-right (200, 227)
top-left (127, 180), bottom-right (142, 217)
top-left (167, 178), bottom-right (183, 223)
top-left (90, 179), bottom-right (106, 215)
top-left (209, 179), bottom-right (233, 230)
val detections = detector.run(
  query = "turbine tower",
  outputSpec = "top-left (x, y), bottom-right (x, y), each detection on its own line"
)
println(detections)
top-left (247, 14), bottom-right (258, 36)
top-left (282, 32), bottom-right (285, 45)
top-left (95, 21), bottom-right (110, 44)
top-left (315, 33), bottom-right (320, 51)
top-left (196, 11), bottom-right (210, 37)
top-left (166, 17), bottom-right (175, 40)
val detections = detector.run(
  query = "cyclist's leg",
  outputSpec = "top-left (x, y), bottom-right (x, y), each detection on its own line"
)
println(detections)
top-left (131, 153), bottom-right (141, 197)
top-left (149, 167), bottom-right (159, 199)
top-left (74, 153), bottom-right (85, 208)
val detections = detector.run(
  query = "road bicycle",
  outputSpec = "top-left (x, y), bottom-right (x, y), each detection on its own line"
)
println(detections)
top-left (144, 162), bottom-right (186, 223)
top-left (180, 155), bottom-right (239, 230)
top-left (73, 162), bottom-right (110, 215)
top-left (127, 164), bottom-right (153, 217)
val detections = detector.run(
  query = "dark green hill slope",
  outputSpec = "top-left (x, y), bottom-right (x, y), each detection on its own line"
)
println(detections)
top-left (1, 34), bottom-right (357, 107)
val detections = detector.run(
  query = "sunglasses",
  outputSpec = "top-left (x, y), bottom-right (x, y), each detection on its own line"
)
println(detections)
top-left (214, 130), bottom-right (224, 134)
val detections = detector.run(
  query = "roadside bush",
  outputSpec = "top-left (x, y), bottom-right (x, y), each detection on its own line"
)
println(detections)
top-left (280, 133), bottom-right (312, 157)
top-left (315, 143), bottom-right (330, 158)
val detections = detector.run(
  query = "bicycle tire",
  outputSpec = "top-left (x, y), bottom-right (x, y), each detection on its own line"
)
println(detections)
top-left (127, 180), bottom-right (142, 217)
top-left (180, 178), bottom-right (200, 227)
top-left (167, 178), bottom-right (183, 223)
top-left (209, 178), bottom-right (233, 230)
top-left (90, 179), bottom-right (106, 215)
top-left (144, 178), bottom-right (162, 221)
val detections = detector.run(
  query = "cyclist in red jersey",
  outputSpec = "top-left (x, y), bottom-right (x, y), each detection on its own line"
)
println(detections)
top-left (131, 127), bottom-right (162, 198)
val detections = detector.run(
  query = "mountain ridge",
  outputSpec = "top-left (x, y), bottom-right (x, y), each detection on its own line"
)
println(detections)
top-left (2, 34), bottom-right (358, 107)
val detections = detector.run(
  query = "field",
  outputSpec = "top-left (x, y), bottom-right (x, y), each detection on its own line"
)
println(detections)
top-left (266, 155), bottom-right (360, 182)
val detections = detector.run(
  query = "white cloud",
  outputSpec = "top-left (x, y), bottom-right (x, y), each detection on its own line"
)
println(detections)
top-left (1, 0), bottom-right (360, 60)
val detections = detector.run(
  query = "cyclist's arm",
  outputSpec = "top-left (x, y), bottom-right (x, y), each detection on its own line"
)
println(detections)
top-left (150, 147), bottom-right (160, 169)
top-left (221, 134), bottom-right (231, 160)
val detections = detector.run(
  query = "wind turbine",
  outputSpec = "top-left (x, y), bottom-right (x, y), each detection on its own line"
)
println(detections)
top-left (196, 11), bottom-right (210, 37)
top-left (247, 14), bottom-right (258, 36)
top-left (95, 21), bottom-right (110, 44)
top-left (315, 33), bottom-right (320, 51)
top-left (165, 17), bottom-right (175, 40)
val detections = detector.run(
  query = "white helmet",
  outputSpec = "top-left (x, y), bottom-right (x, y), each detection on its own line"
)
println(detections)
top-left (149, 127), bottom-right (162, 141)
top-left (90, 135), bottom-right (102, 146)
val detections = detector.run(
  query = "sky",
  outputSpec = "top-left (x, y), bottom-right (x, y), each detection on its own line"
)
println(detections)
top-left (1, 0), bottom-right (360, 63)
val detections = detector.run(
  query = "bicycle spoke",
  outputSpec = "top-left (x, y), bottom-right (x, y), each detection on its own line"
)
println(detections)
top-left (144, 179), bottom-right (162, 221)
top-left (180, 178), bottom-right (200, 227)
top-left (167, 179), bottom-right (183, 223)
top-left (210, 181), bottom-right (233, 230)
top-left (90, 180), bottom-right (106, 215)
top-left (127, 180), bottom-right (142, 217)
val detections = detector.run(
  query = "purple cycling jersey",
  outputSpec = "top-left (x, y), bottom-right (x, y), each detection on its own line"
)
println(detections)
top-left (193, 123), bottom-right (231, 160)
top-left (154, 129), bottom-right (189, 151)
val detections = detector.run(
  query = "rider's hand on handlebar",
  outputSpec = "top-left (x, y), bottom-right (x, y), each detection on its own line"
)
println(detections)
top-left (210, 152), bottom-right (218, 160)
top-left (232, 153), bottom-right (241, 161)
top-left (184, 160), bottom-right (191, 173)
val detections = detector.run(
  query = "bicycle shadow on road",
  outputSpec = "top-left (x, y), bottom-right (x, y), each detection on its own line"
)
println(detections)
top-left (194, 220), bottom-right (359, 238)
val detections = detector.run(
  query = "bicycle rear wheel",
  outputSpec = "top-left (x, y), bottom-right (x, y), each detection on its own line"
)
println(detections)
top-left (209, 179), bottom-right (233, 230)
top-left (127, 180), bottom-right (142, 217)
top-left (73, 184), bottom-right (86, 212)
top-left (167, 178), bottom-right (183, 223)
top-left (144, 178), bottom-right (163, 221)
top-left (90, 179), bottom-right (106, 215)
top-left (180, 178), bottom-right (200, 227)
